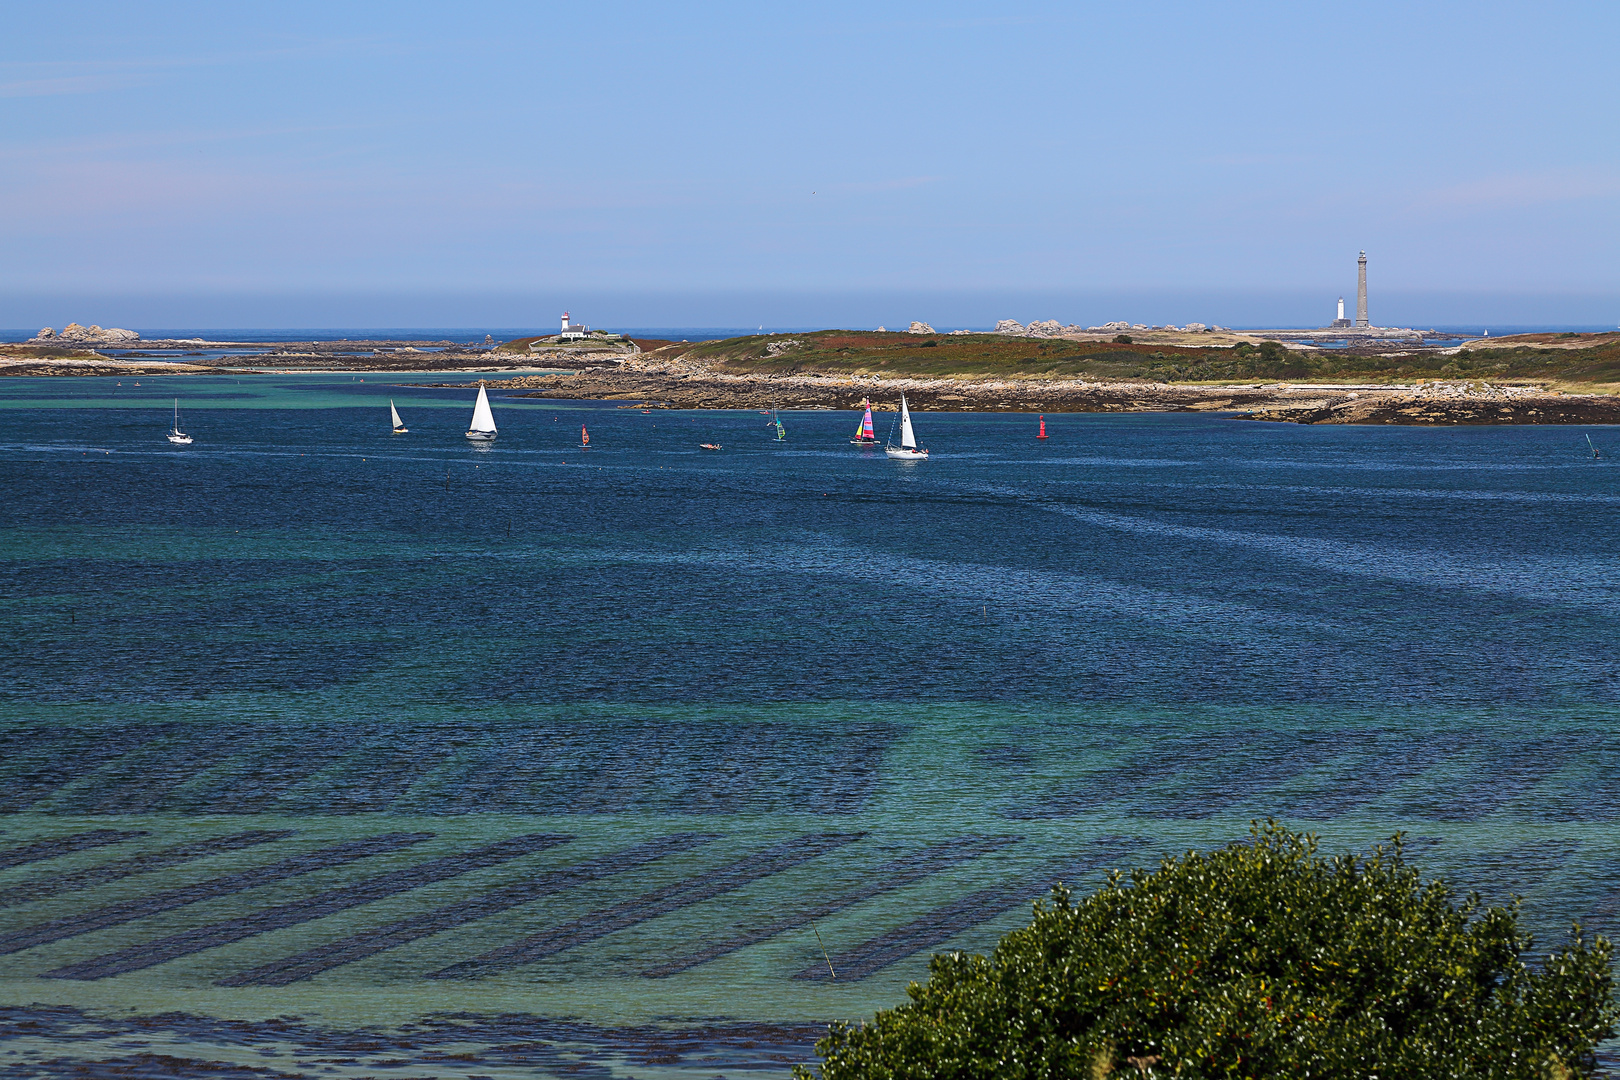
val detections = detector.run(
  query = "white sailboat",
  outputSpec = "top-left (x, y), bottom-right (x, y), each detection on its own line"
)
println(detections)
top-left (885, 394), bottom-right (928, 459)
top-left (390, 399), bottom-right (408, 434)
top-left (465, 382), bottom-right (497, 441)
top-left (166, 399), bottom-right (193, 445)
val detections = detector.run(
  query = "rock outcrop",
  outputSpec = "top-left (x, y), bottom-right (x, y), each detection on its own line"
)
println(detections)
top-left (907, 321), bottom-right (935, 334)
top-left (995, 319), bottom-right (1082, 338)
top-left (32, 323), bottom-right (140, 345)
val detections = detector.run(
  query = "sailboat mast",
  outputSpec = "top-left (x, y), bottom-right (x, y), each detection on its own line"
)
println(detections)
top-left (898, 396), bottom-right (916, 449)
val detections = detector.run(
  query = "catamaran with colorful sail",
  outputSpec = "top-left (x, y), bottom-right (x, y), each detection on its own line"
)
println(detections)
top-left (465, 381), bottom-right (497, 442)
top-left (885, 395), bottom-right (928, 460)
top-left (850, 398), bottom-right (878, 445)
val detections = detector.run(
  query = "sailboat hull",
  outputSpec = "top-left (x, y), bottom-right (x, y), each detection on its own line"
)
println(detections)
top-left (465, 430), bottom-right (496, 441)
top-left (885, 446), bottom-right (928, 459)
top-left (167, 433), bottom-right (192, 445)
top-left (393, 427), bottom-right (408, 434)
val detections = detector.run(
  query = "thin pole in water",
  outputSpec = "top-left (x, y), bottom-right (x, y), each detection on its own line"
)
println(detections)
top-left (813, 925), bottom-right (836, 980)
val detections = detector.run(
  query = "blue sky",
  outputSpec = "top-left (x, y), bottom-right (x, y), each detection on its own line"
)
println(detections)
top-left (3, 1), bottom-right (1618, 329)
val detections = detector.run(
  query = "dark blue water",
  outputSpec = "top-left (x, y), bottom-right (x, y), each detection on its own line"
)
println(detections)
top-left (2, 374), bottom-right (1618, 1077)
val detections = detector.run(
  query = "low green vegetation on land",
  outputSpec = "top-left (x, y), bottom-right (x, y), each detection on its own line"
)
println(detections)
top-left (802, 823), bottom-right (1616, 1080)
top-left (0, 345), bottom-right (105, 360)
top-left (683, 330), bottom-right (1620, 385)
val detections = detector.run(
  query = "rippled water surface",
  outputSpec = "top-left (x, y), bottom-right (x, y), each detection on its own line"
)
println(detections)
top-left (2, 374), bottom-right (1618, 1077)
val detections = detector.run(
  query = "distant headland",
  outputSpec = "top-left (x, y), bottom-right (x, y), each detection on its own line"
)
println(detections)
top-left (5, 312), bottom-right (1620, 426)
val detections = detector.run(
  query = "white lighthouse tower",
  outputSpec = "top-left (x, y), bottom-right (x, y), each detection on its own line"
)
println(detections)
top-left (1330, 296), bottom-right (1350, 328)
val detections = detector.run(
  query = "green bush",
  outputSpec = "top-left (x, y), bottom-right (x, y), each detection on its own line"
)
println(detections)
top-left (1113, 334), bottom-right (1133, 344)
top-left (800, 823), bottom-right (1616, 1080)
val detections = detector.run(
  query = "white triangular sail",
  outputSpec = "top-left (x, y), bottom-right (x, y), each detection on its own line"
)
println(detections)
top-left (390, 400), bottom-right (404, 428)
top-left (469, 383), bottom-right (496, 433)
top-left (899, 395), bottom-right (916, 449)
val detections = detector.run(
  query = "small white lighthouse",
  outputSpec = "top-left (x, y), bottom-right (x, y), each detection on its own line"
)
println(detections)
top-left (1330, 296), bottom-right (1350, 328)
top-left (561, 311), bottom-right (572, 333)
top-left (1337, 297), bottom-right (1345, 322)
top-left (559, 311), bottom-right (590, 342)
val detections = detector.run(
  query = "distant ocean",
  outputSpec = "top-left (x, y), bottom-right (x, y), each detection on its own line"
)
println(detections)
top-left (3, 372), bottom-right (1620, 1077)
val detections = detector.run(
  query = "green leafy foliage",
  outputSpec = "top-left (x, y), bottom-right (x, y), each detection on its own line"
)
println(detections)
top-left (800, 823), bottom-right (1616, 1080)
top-left (676, 330), bottom-right (1620, 385)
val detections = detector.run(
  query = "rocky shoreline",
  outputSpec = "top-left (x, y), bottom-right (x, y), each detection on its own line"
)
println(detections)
top-left (7, 332), bottom-right (1618, 425)
top-left (418, 356), bottom-right (1620, 426)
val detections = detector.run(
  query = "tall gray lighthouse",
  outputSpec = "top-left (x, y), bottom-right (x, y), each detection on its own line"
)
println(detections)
top-left (1354, 250), bottom-right (1370, 328)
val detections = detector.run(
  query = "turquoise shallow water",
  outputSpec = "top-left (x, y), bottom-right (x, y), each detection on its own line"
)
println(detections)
top-left (2, 374), bottom-right (1619, 1077)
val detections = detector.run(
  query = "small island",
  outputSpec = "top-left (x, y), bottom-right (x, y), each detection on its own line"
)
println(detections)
top-left (7, 318), bottom-right (1620, 425)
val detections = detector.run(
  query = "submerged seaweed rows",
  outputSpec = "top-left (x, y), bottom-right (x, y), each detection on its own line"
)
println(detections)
top-left (0, 833), bottom-right (432, 957)
top-left (0, 1004), bottom-right (834, 1080)
top-left (0, 720), bottom-right (901, 816)
top-left (0, 827), bottom-right (1063, 986)
top-left (6, 721), bottom-right (1619, 823)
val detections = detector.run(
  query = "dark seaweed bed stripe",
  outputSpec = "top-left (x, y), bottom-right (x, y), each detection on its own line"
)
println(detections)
top-left (643, 834), bottom-right (1020, 978)
top-left (285, 737), bottom-right (457, 814)
top-left (54, 730), bottom-right (261, 815)
top-left (431, 832), bottom-right (863, 980)
top-left (793, 837), bottom-right (1145, 982)
top-left (218, 832), bottom-right (717, 987)
top-left (0, 830), bottom-right (293, 908)
top-left (0, 727), bottom-right (162, 813)
top-left (44, 833), bottom-right (570, 980)
top-left (0, 833), bottom-right (431, 957)
top-left (0, 830), bottom-right (146, 871)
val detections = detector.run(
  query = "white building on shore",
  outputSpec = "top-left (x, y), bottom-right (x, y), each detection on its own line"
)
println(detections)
top-left (559, 312), bottom-right (590, 342)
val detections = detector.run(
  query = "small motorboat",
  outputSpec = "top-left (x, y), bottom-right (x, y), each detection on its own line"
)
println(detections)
top-left (700, 443), bottom-right (722, 451)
